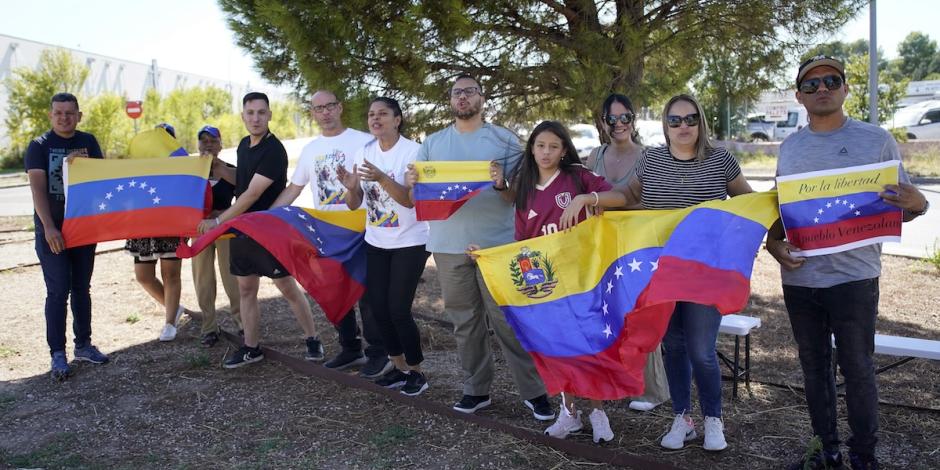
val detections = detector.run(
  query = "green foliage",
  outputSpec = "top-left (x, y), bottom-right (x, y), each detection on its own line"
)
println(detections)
top-left (897, 32), bottom-right (940, 81)
top-left (844, 54), bottom-right (907, 124)
top-left (125, 313), bottom-right (140, 324)
top-left (923, 242), bottom-right (940, 274)
top-left (887, 127), bottom-right (908, 143)
top-left (2, 49), bottom-right (89, 166)
top-left (82, 93), bottom-right (134, 158)
top-left (802, 39), bottom-right (874, 64)
top-left (219, 0), bottom-right (866, 136)
top-left (368, 425), bottom-right (417, 448)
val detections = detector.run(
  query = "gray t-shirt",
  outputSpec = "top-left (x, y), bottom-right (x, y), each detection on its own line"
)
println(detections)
top-left (417, 123), bottom-right (522, 253)
top-left (777, 117), bottom-right (909, 288)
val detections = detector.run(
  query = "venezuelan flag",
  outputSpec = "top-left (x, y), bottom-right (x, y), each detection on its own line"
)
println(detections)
top-left (413, 161), bottom-right (491, 221)
top-left (777, 161), bottom-right (901, 256)
top-left (128, 128), bottom-right (189, 158)
top-left (61, 157), bottom-right (211, 248)
top-left (177, 207), bottom-right (367, 325)
top-left (475, 192), bottom-right (779, 400)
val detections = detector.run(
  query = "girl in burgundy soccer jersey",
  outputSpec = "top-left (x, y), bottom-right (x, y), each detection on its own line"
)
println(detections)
top-left (485, 120), bottom-right (627, 443)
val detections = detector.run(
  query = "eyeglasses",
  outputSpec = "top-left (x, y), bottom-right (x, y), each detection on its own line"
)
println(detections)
top-left (451, 87), bottom-right (480, 98)
top-left (666, 113), bottom-right (700, 128)
top-left (799, 75), bottom-right (844, 94)
top-left (605, 112), bottom-right (635, 126)
top-left (312, 102), bottom-right (339, 113)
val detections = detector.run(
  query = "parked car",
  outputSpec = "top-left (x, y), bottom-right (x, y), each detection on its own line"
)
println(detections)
top-left (745, 107), bottom-right (808, 141)
top-left (887, 100), bottom-right (940, 140)
top-left (635, 119), bottom-right (666, 146)
top-left (570, 123), bottom-right (600, 157)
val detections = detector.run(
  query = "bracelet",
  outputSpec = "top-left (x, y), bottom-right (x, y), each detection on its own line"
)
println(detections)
top-left (591, 191), bottom-right (599, 207)
top-left (214, 217), bottom-right (221, 225)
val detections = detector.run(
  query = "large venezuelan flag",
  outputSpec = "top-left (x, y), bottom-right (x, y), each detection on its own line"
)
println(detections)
top-left (475, 192), bottom-right (779, 400)
top-left (777, 161), bottom-right (901, 256)
top-left (62, 157), bottom-right (211, 248)
top-left (413, 161), bottom-right (491, 221)
top-left (176, 207), bottom-right (367, 324)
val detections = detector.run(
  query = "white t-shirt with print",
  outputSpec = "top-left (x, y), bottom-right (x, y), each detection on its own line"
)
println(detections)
top-left (291, 128), bottom-right (372, 210)
top-left (354, 136), bottom-right (429, 249)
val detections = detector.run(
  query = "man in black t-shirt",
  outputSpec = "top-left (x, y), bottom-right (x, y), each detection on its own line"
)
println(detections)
top-left (25, 92), bottom-right (110, 380)
top-left (198, 92), bottom-right (323, 368)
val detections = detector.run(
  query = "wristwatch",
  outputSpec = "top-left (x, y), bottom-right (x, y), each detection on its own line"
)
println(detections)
top-left (908, 200), bottom-right (930, 217)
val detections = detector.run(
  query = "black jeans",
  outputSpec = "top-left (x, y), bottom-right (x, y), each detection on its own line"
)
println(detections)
top-left (365, 243), bottom-right (428, 366)
top-left (783, 278), bottom-right (879, 457)
top-left (335, 299), bottom-right (386, 358)
top-left (35, 232), bottom-right (97, 354)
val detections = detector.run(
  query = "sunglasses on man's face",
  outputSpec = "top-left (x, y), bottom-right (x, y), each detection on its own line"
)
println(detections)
top-left (799, 75), bottom-right (844, 94)
top-left (605, 112), bottom-right (635, 126)
top-left (666, 113), bottom-right (700, 128)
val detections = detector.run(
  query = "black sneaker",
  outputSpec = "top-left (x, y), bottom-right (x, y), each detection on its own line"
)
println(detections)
top-left (453, 394), bottom-right (491, 414)
top-left (374, 369), bottom-right (408, 389)
top-left (401, 371), bottom-right (429, 396)
top-left (304, 337), bottom-right (324, 362)
top-left (324, 350), bottom-right (367, 370)
top-left (224, 345), bottom-right (264, 369)
top-left (524, 394), bottom-right (556, 421)
top-left (359, 355), bottom-right (394, 379)
top-left (787, 450), bottom-right (844, 470)
top-left (200, 331), bottom-right (220, 348)
top-left (848, 452), bottom-right (877, 470)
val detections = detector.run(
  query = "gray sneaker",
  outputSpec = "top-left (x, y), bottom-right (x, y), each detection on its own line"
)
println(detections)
top-left (359, 355), bottom-right (393, 379)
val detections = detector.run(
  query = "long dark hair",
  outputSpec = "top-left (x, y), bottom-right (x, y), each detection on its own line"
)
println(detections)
top-left (369, 96), bottom-right (405, 135)
top-left (511, 120), bottom-right (584, 210)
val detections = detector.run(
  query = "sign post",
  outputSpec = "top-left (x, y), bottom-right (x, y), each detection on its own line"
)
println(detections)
top-left (125, 101), bottom-right (143, 134)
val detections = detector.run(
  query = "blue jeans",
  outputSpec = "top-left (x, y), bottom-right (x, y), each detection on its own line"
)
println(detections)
top-left (35, 233), bottom-right (97, 355)
top-left (783, 278), bottom-right (879, 456)
top-left (662, 302), bottom-right (723, 417)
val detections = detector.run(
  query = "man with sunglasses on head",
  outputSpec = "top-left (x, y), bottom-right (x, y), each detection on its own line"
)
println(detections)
top-left (404, 74), bottom-right (553, 421)
top-left (767, 56), bottom-right (928, 470)
top-left (270, 90), bottom-right (391, 378)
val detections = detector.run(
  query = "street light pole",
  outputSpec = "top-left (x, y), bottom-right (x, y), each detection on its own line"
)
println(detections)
top-left (869, 0), bottom-right (879, 125)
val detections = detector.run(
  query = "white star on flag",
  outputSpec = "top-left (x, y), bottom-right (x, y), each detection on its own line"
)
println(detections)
top-left (614, 265), bottom-right (623, 278)
top-left (98, 203), bottom-right (106, 211)
top-left (148, 188), bottom-right (156, 195)
top-left (826, 202), bottom-right (832, 208)
top-left (129, 180), bottom-right (137, 187)
top-left (105, 192), bottom-right (113, 200)
top-left (152, 196), bottom-right (161, 204)
top-left (835, 198), bottom-right (840, 204)
top-left (855, 210), bottom-right (861, 216)
top-left (439, 195), bottom-right (445, 200)
top-left (606, 280), bottom-right (613, 293)
top-left (817, 208), bottom-right (824, 214)
top-left (814, 217), bottom-right (820, 223)
top-left (842, 200), bottom-right (848, 205)
top-left (298, 213), bottom-right (307, 220)
top-left (650, 260), bottom-right (659, 271)
top-left (307, 224), bottom-right (315, 232)
top-left (602, 324), bottom-right (613, 339)
top-left (602, 302), bottom-right (609, 315)
top-left (116, 185), bottom-right (124, 191)
top-left (140, 182), bottom-right (147, 189)
top-left (849, 203), bottom-right (855, 209)
top-left (282, 207), bottom-right (292, 211)
top-left (628, 258), bottom-right (642, 272)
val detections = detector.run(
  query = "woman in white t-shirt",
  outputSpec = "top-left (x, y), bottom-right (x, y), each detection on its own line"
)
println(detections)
top-left (338, 97), bottom-right (430, 396)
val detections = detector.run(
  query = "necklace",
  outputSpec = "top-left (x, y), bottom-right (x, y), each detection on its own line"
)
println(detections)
top-left (671, 154), bottom-right (696, 185)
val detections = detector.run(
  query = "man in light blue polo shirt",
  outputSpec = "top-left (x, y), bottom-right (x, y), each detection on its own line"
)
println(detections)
top-left (406, 74), bottom-right (552, 420)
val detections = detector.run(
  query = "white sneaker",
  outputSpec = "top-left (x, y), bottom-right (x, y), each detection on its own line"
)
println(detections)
top-left (544, 404), bottom-right (582, 439)
top-left (703, 416), bottom-right (727, 451)
top-left (173, 305), bottom-right (186, 327)
top-left (661, 414), bottom-right (697, 450)
top-left (628, 400), bottom-right (660, 412)
top-left (589, 408), bottom-right (614, 443)
top-left (159, 324), bottom-right (178, 342)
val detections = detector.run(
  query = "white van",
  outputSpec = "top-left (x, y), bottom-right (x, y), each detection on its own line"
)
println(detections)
top-left (887, 100), bottom-right (940, 140)
top-left (746, 107), bottom-right (808, 141)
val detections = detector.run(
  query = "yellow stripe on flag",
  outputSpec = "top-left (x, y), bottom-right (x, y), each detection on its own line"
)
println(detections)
top-left (777, 162), bottom-right (898, 203)
top-left (414, 161), bottom-right (490, 183)
top-left (128, 128), bottom-right (188, 159)
top-left (301, 208), bottom-right (366, 232)
top-left (67, 156), bottom-right (211, 185)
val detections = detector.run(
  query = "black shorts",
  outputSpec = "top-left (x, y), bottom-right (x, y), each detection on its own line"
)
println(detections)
top-left (229, 237), bottom-right (290, 278)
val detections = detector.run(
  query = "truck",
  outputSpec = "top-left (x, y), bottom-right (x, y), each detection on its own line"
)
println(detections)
top-left (746, 106), bottom-right (808, 142)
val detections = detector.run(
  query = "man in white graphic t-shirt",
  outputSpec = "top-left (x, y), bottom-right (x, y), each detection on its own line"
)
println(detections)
top-left (270, 90), bottom-right (390, 377)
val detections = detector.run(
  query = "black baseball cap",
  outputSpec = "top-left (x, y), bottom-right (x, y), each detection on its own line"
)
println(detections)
top-left (796, 55), bottom-right (846, 86)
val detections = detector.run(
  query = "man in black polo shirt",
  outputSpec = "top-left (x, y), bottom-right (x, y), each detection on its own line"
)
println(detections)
top-left (198, 92), bottom-right (323, 368)
top-left (26, 92), bottom-right (110, 380)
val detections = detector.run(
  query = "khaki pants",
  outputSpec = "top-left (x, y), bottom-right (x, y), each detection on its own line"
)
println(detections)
top-left (632, 345), bottom-right (671, 404)
top-left (433, 253), bottom-right (546, 400)
top-left (191, 238), bottom-right (241, 334)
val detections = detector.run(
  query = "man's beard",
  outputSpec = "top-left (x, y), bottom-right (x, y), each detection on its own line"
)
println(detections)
top-left (453, 100), bottom-right (482, 120)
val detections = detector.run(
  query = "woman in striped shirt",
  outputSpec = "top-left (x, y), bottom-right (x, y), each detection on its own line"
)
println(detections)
top-left (621, 94), bottom-right (752, 453)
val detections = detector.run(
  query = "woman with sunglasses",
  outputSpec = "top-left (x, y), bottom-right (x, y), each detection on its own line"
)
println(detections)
top-left (585, 94), bottom-right (670, 413)
top-left (621, 94), bottom-right (752, 452)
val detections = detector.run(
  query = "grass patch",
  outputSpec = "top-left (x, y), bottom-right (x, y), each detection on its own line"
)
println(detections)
top-left (1, 432), bottom-right (89, 469)
top-left (125, 313), bottom-right (141, 324)
top-left (0, 344), bottom-right (17, 359)
top-left (921, 242), bottom-right (940, 274)
top-left (368, 424), bottom-right (418, 449)
top-left (904, 149), bottom-right (940, 178)
top-left (185, 352), bottom-right (212, 369)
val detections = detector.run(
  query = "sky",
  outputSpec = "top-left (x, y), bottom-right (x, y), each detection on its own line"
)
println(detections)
top-left (0, 0), bottom-right (936, 91)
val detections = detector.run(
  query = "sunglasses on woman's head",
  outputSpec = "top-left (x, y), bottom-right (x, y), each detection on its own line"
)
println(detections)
top-left (605, 112), bottom-right (635, 126)
top-left (799, 75), bottom-right (844, 94)
top-left (666, 113), bottom-right (700, 128)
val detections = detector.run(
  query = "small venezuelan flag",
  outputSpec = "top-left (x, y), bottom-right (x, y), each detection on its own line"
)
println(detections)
top-left (475, 192), bottom-right (779, 400)
top-left (777, 161), bottom-right (901, 256)
top-left (128, 128), bottom-right (189, 158)
top-left (413, 161), bottom-right (491, 221)
top-left (62, 157), bottom-right (211, 248)
top-left (177, 207), bottom-right (367, 325)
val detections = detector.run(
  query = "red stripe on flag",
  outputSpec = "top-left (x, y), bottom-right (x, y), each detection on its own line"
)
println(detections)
top-left (62, 206), bottom-right (202, 248)
top-left (414, 189), bottom-right (482, 221)
top-left (639, 256), bottom-right (752, 314)
top-left (785, 212), bottom-right (902, 251)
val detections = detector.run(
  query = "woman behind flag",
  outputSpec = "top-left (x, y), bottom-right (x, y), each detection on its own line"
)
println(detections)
top-left (484, 120), bottom-right (626, 444)
top-left (621, 94), bottom-right (753, 451)
top-left (125, 123), bottom-right (189, 342)
top-left (337, 97), bottom-right (431, 396)
top-left (584, 93), bottom-right (670, 413)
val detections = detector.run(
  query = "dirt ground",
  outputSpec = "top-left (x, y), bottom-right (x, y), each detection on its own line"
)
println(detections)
top-left (0, 228), bottom-right (938, 469)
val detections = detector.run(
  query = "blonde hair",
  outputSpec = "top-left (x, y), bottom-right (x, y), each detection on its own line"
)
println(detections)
top-left (662, 94), bottom-right (713, 161)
